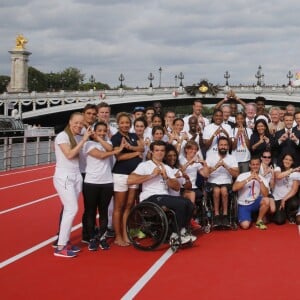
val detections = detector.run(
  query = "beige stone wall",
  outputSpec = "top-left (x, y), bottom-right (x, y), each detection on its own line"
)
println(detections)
top-left (7, 50), bottom-right (31, 93)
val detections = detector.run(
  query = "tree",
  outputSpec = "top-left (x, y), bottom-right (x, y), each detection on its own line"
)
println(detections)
top-left (0, 76), bottom-right (10, 93)
top-left (28, 67), bottom-right (47, 92)
top-left (60, 67), bottom-right (83, 90)
top-left (1, 66), bottom-right (110, 92)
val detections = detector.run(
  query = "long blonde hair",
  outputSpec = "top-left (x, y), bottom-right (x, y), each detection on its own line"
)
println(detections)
top-left (64, 112), bottom-right (82, 149)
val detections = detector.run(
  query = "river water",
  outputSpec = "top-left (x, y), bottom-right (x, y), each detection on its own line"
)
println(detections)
top-left (0, 139), bottom-right (56, 171)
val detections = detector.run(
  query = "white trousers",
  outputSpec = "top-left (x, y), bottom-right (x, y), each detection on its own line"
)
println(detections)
top-left (53, 173), bottom-right (82, 246)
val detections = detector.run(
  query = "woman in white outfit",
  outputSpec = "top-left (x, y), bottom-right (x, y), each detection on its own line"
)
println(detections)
top-left (53, 112), bottom-right (92, 258)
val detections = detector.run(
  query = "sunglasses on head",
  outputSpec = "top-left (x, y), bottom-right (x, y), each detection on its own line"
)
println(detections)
top-left (133, 106), bottom-right (145, 112)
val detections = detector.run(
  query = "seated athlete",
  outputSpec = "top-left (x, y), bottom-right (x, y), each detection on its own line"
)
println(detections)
top-left (127, 140), bottom-right (196, 244)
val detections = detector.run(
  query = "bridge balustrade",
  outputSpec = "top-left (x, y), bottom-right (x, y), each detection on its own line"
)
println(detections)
top-left (0, 86), bottom-right (299, 120)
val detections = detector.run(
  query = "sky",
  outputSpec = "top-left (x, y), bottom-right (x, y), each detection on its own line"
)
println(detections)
top-left (1, 0), bottom-right (300, 88)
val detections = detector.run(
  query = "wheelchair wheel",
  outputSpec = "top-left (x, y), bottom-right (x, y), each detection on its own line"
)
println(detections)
top-left (126, 201), bottom-right (169, 251)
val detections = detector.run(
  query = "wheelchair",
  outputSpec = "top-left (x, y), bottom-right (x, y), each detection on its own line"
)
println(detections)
top-left (195, 183), bottom-right (238, 231)
top-left (126, 201), bottom-right (193, 252)
top-left (194, 188), bottom-right (212, 234)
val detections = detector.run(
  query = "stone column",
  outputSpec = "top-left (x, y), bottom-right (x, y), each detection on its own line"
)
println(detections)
top-left (7, 49), bottom-right (31, 93)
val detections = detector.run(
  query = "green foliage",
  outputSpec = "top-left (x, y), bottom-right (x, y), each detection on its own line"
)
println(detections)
top-left (1, 66), bottom-right (111, 92)
top-left (0, 75), bottom-right (10, 93)
top-left (28, 67), bottom-right (47, 92)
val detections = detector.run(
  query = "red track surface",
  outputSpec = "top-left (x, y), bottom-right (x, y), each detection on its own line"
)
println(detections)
top-left (0, 164), bottom-right (299, 299)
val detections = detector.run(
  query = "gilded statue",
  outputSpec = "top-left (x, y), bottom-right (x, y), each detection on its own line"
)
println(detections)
top-left (15, 34), bottom-right (28, 50)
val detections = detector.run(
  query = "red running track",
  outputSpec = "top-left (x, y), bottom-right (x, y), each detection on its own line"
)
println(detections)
top-left (0, 164), bottom-right (299, 300)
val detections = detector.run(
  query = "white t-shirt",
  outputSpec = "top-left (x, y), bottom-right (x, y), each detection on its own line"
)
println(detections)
top-left (83, 140), bottom-right (113, 184)
top-left (232, 127), bottom-right (252, 163)
top-left (183, 114), bottom-right (210, 132)
top-left (235, 172), bottom-right (269, 205)
top-left (168, 167), bottom-right (185, 196)
top-left (259, 164), bottom-right (273, 192)
top-left (54, 131), bottom-right (81, 177)
top-left (203, 123), bottom-right (233, 157)
top-left (179, 156), bottom-right (204, 188)
top-left (78, 127), bottom-right (88, 173)
top-left (272, 167), bottom-right (299, 200)
top-left (133, 160), bottom-right (176, 201)
top-left (206, 154), bottom-right (238, 184)
top-left (179, 133), bottom-right (203, 160)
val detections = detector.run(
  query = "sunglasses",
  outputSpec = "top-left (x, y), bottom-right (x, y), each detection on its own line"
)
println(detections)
top-left (133, 106), bottom-right (145, 112)
top-left (262, 156), bottom-right (271, 158)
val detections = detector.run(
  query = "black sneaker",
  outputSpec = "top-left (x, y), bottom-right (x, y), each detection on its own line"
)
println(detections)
top-left (99, 239), bottom-right (110, 250)
top-left (213, 215), bottom-right (222, 227)
top-left (105, 228), bottom-right (115, 238)
top-left (88, 239), bottom-right (98, 251)
top-left (287, 216), bottom-right (296, 224)
top-left (222, 215), bottom-right (230, 227)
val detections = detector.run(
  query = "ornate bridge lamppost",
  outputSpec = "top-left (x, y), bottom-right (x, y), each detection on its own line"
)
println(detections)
top-left (89, 75), bottom-right (96, 90)
top-left (32, 78), bottom-right (38, 91)
top-left (118, 73), bottom-right (125, 88)
top-left (60, 77), bottom-right (66, 90)
top-left (178, 72), bottom-right (184, 87)
top-left (255, 65), bottom-right (264, 87)
top-left (287, 70), bottom-right (293, 86)
top-left (148, 72), bottom-right (154, 88)
top-left (224, 70), bottom-right (230, 86)
top-left (48, 72), bottom-right (54, 92)
top-left (158, 67), bottom-right (162, 88)
top-left (174, 75), bottom-right (178, 88)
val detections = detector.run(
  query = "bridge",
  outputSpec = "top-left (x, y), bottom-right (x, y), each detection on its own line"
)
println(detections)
top-left (0, 85), bottom-right (299, 125)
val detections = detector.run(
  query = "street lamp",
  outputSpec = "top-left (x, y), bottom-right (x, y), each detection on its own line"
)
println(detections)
top-left (89, 75), bottom-right (96, 90)
top-left (255, 65), bottom-right (264, 86)
top-left (158, 67), bottom-right (162, 88)
top-left (118, 73), bottom-right (125, 88)
top-left (60, 77), bottom-right (66, 90)
top-left (32, 78), bottom-right (38, 91)
top-left (224, 70), bottom-right (230, 86)
top-left (48, 72), bottom-right (54, 92)
top-left (174, 75), bottom-right (178, 88)
top-left (178, 72), bottom-right (184, 87)
top-left (148, 72), bottom-right (154, 88)
top-left (287, 70), bottom-right (293, 86)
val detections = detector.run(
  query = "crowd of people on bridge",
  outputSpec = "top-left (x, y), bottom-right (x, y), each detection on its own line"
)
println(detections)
top-left (52, 92), bottom-right (300, 258)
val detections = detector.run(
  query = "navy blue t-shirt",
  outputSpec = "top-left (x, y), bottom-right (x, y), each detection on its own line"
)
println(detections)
top-left (111, 131), bottom-right (142, 174)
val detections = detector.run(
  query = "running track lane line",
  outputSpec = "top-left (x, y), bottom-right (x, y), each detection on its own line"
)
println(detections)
top-left (0, 165), bottom-right (54, 177)
top-left (0, 194), bottom-right (58, 215)
top-left (121, 248), bottom-right (174, 300)
top-left (1, 221), bottom-right (174, 299)
top-left (0, 176), bottom-right (53, 190)
top-left (0, 222), bottom-right (82, 269)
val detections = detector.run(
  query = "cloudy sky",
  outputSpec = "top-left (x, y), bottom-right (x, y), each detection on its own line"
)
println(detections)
top-left (1, 0), bottom-right (299, 88)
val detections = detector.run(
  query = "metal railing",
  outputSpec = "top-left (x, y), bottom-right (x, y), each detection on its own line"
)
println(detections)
top-left (0, 135), bottom-right (56, 171)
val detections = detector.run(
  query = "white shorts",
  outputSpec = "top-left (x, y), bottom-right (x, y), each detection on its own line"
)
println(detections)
top-left (113, 173), bottom-right (138, 192)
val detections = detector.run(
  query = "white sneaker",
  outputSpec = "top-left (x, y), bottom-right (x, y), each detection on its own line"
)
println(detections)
top-left (185, 233), bottom-right (197, 242)
top-left (180, 228), bottom-right (187, 235)
top-left (170, 232), bottom-right (179, 240)
top-left (180, 234), bottom-right (192, 244)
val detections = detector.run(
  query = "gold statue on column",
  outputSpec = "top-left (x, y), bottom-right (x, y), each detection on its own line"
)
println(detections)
top-left (15, 34), bottom-right (28, 50)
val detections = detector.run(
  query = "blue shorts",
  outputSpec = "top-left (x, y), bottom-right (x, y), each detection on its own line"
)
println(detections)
top-left (238, 196), bottom-right (263, 223)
